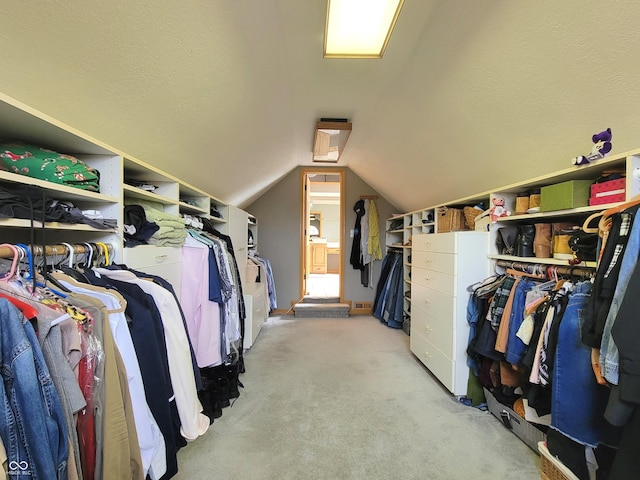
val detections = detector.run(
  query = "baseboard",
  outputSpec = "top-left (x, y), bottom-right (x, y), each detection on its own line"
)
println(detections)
top-left (272, 308), bottom-right (292, 315)
top-left (350, 308), bottom-right (373, 315)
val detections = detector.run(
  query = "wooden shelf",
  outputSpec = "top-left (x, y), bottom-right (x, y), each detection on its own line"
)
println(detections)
top-left (123, 184), bottom-right (176, 205)
top-left (0, 170), bottom-right (119, 203)
top-left (0, 218), bottom-right (118, 232)
top-left (496, 203), bottom-right (623, 222)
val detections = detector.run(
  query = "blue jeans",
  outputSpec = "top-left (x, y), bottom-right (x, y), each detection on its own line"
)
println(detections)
top-left (551, 282), bottom-right (619, 447)
top-left (0, 298), bottom-right (68, 479)
top-left (505, 278), bottom-right (536, 365)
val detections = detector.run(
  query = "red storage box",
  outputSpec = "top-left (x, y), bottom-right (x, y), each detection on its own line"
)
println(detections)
top-left (590, 178), bottom-right (625, 196)
top-left (589, 192), bottom-right (626, 206)
top-left (590, 177), bottom-right (626, 206)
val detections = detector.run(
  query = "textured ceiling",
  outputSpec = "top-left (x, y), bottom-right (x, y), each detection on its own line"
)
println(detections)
top-left (1, 1), bottom-right (640, 212)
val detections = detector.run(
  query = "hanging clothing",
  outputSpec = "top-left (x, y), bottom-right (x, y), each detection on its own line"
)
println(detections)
top-left (249, 253), bottom-right (277, 312)
top-left (0, 298), bottom-right (69, 480)
top-left (88, 268), bottom-right (210, 443)
top-left (350, 200), bottom-right (365, 271)
top-left (360, 200), bottom-right (371, 268)
top-left (57, 276), bottom-right (167, 480)
top-left (373, 249), bottom-right (404, 328)
top-left (550, 281), bottom-right (621, 449)
top-left (180, 236), bottom-right (223, 368)
top-left (368, 200), bottom-right (383, 262)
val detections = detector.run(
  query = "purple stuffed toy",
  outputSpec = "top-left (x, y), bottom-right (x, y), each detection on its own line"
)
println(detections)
top-left (572, 128), bottom-right (612, 165)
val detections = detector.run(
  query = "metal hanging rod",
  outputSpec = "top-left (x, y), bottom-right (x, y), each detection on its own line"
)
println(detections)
top-left (495, 260), bottom-right (594, 278)
top-left (0, 243), bottom-right (115, 259)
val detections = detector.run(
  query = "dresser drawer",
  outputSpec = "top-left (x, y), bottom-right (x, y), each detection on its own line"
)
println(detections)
top-left (124, 245), bottom-right (182, 268)
top-left (412, 233), bottom-right (456, 253)
top-left (410, 331), bottom-right (455, 393)
top-left (252, 299), bottom-right (266, 325)
top-left (411, 266), bottom-right (456, 296)
top-left (412, 251), bottom-right (455, 274)
top-left (411, 283), bottom-right (454, 321)
top-left (410, 311), bottom-right (455, 358)
top-left (123, 246), bottom-right (182, 295)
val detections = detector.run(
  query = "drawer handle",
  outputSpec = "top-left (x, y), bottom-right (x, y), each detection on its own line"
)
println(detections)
top-left (424, 351), bottom-right (432, 358)
top-left (425, 299), bottom-right (431, 304)
top-left (424, 276), bottom-right (430, 281)
top-left (155, 255), bottom-right (168, 263)
top-left (424, 259), bottom-right (431, 264)
top-left (424, 325), bottom-right (432, 331)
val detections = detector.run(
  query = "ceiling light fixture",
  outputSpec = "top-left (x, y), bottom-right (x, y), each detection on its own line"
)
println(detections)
top-left (323, 0), bottom-right (404, 58)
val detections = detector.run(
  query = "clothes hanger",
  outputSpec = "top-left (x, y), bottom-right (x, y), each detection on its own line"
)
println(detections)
top-left (582, 211), bottom-right (604, 234)
top-left (95, 242), bottom-right (110, 267)
top-left (60, 242), bottom-right (75, 268)
top-left (0, 244), bottom-right (19, 282)
top-left (79, 242), bottom-right (93, 269)
top-left (506, 267), bottom-right (545, 279)
top-left (33, 246), bottom-right (72, 294)
top-left (15, 244), bottom-right (34, 283)
top-left (602, 193), bottom-right (640, 217)
top-left (58, 243), bottom-right (91, 283)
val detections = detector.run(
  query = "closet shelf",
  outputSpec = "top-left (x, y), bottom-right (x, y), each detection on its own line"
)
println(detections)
top-left (488, 254), bottom-right (596, 269)
top-left (0, 170), bottom-right (119, 203)
top-left (123, 184), bottom-right (176, 205)
top-left (178, 201), bottom-right (208, 215)
top-left (496, 203), bottom-right (623, 222)
top-left (0, 218), bottom-right (118, 232)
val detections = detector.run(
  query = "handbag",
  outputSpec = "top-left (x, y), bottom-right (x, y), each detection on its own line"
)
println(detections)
top-left (568, 230), bottom-right (599, 262)
top-left (496, 226), bottom-right (518, 256)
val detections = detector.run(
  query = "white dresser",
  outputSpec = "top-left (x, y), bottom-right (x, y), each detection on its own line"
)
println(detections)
top-left (243, 279), bottom-right (269, 349)
top-left (409, 232), bottom-right (489, 396)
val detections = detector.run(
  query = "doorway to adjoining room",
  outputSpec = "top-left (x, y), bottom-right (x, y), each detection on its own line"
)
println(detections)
top-left (300, 169), bottom-right (344, 300)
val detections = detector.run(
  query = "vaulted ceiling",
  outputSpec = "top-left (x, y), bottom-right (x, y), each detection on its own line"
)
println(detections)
top-left (1, 1), bottom-right (640, 212)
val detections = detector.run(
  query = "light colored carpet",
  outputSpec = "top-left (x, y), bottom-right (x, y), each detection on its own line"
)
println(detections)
top-left (174, 316), bottom-right (541, 480)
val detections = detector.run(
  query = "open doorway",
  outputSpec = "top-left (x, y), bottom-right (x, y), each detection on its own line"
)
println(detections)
top-left (300, 169), bottom-right (344, 300)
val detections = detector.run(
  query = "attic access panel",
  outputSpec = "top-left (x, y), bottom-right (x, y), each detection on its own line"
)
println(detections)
top-left (312, 120), bottom-right (352, 163)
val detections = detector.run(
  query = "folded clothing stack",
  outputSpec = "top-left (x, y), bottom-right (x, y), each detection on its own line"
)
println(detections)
top-left (125, 200), bottom-right (187, 247)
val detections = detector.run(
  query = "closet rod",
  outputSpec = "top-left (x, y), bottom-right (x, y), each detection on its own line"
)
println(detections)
top-left (360, 195), bottom-right (378, 200)
top-left (0, 243), bottom-right (114, 259)
top-left (496, 260), bottom-right (593, 278)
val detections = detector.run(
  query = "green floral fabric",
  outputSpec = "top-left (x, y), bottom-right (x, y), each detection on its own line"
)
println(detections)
top-left (0, 142), bottom-right (100, 192)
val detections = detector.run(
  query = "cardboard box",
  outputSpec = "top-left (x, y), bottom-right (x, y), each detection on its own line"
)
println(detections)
top-left (474, 215), bottom-right (491, 232)
top-left (540, 180), bottom-right (592, 212)
top-left (590, 177), bottom-right (625, 197)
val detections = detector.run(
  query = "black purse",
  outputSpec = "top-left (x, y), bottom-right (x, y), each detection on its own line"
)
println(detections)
top-left (568, 230), bottom-right (599, 262)
top-left (496, 226), bottom-right (518, 255)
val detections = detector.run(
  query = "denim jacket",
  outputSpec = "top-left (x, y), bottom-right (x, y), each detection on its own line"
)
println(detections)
top-left (600, 210), bottom-right (640, 385)
top-left (0, 298), bottom-right (68, 479)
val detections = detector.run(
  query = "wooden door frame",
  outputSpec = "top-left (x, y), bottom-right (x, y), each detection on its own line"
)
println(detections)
top-left (299, 167), bottom-right (345, 301)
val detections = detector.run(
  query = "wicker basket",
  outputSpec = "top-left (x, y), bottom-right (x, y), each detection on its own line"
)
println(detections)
top-left (538, 442), bottom-right (579, 480)
top-left (437, 207), bottom-right (467, 233)
top-left (463, 206), bottom-right (484, 230)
